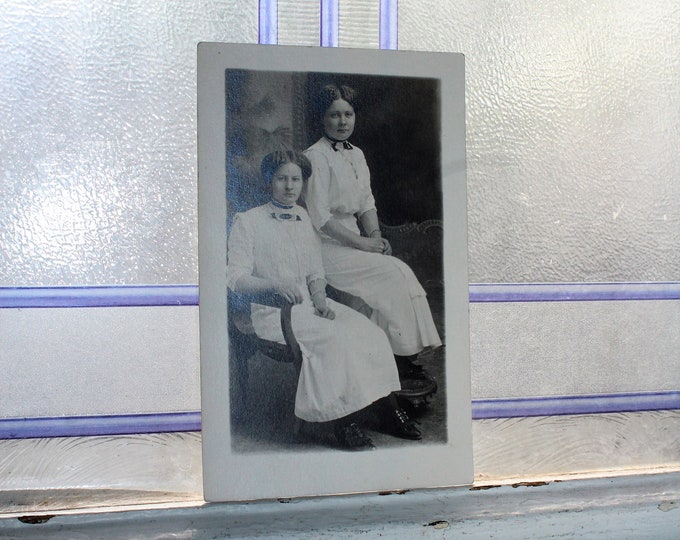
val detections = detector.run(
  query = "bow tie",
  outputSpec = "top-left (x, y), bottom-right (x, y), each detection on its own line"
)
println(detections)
top-left (270, 212), bottom-right (302, 221)
top-left (331, 140), bottom-right (353, 151)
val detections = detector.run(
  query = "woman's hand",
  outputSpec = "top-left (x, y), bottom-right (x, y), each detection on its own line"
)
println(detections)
top-left (378, 237), bottom-right (393, 256)
top-left (355, 236), bottom-right (387, 253)
top-left (320, 216), bottom-right (391, 255)
top-left (276, 282), bottom-right (303, 304)
top-left (315, 303), bottom-right (336, 320)
top-left (312, 295), bottom-right (336, 320)
top-left (356, 236), bottom-right (392, 255)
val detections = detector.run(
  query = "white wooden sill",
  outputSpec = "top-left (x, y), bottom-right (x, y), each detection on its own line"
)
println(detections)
top-left (1, 471), bottom-right (678, 538)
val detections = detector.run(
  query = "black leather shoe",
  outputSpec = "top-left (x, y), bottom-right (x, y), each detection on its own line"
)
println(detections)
top-left (334, 422), bottom-right (376, 451)
top-left (380, 407), bottom-right (421, 440)
top-left (398, 361), bottom-right (436, 383)
top-left (395, 356), bottom-right (437, 386)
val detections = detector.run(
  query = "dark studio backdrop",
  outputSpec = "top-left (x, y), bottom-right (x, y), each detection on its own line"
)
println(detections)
top-left (225, 69), bottom-right (442, 227)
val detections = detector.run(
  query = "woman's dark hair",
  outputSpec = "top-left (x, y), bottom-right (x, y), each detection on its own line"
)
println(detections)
top-left (311, 84), bottom-right (360, 125)
top-left (260, 150), bottom-right (312, 184)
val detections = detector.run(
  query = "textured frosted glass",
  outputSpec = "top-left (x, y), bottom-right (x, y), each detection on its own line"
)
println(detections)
top-left (0, 0), bottom-right (257, 286)
top-left (3, 1), bottom-right (678, 286)
top-left (400, 0), bottom-right (680, 283)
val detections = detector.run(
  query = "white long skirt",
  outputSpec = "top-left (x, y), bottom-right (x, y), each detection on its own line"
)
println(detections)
top-left (251, 298), bottom-right (401, 423)
top-left (320, 243), bottom-right (442, 356)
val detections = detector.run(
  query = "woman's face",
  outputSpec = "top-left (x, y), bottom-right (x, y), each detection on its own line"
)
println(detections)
top-left (270, 162), bottom-right (304, 206)
top-left (323, 99), bottom-right (355, 141)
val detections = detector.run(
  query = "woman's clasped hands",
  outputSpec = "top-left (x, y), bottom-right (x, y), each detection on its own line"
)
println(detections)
top-left (356, 235), bottom-right (392, 256)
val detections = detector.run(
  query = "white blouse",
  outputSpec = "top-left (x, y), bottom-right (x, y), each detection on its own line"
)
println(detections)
top-left (304, 137), bottom-right (376, 237)
top-left (227, 203), bottom-right (325, 298)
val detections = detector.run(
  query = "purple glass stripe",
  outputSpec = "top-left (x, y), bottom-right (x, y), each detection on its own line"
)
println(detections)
top-left (320, 0), bottom-right (339, 47)
top-left (469, 282), bottom-right (680, 303)
top-left (259, 0), bottom-right (278, 44)
top-left (0, 285), bottom-right (198, 308)
top-left (1, 392), bottom-right (677, 439)
top-left (472, 391), bottom-right (680, 420)
top-left (0, 412), bottom-right (201, 440)
top-left (379, 0), bottom-right (398, 50)
top-left (2, 283), bottom-right (679, 309)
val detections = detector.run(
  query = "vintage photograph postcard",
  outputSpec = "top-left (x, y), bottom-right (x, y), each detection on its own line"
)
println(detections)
top-left (198, 43), bottom-right (472, 502)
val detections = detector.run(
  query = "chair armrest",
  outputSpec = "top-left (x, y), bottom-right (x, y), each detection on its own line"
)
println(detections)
top-left (228, 290), bottom-right (290, 312)
top-left (228, 290), bottom-right (303, 369)
top-left (279, 302), bottom-right (302, 369)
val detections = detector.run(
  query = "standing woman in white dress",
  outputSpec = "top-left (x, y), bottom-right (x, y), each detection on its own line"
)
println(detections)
top-left (227, 150), bottom-right (422, 449)
top-left (303, 85), bottom-right (442, 382)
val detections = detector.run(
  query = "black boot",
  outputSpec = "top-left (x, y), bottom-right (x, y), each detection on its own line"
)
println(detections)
top-left (375, 395), bottom-right (421, 440)
top-left (395, 354), bottom-right (436, 384)
top-left (333, 421), bottom-right (376, 451)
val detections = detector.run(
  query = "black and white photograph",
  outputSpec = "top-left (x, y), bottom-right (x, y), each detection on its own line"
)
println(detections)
top-left (199, 43), bottom-right (472, 502)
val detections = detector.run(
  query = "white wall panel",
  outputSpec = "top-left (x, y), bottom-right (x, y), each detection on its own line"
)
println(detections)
top-left (470, 300), bottom-right (680, 399)
top-left (339, 0), bottom-right (380, 48)
top-left (0, 307), bottom-right (200, 417)
top-left (2, 300), bottom-right (677, 420)
top-left (278, 0), bottom-right (320, 46)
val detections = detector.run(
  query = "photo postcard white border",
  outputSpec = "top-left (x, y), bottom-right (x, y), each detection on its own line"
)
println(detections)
top-left (198, 42), bottom-right (472, 502)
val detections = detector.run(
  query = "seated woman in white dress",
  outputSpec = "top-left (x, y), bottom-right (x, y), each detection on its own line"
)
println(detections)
top-left (304, 84), bottom-right (442, 382)
top-left (227, 150), bottom-right (422, 449)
